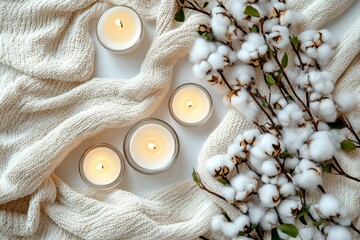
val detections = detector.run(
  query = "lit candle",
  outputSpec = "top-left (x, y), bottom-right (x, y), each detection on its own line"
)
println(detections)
top-left (79, 143), bottom-right (125, 189)
top-left (124, 119), bottom-right (179, 174)
top-left (169, 83), bottom-right (213, 126)
top-left (96, 6), bottom-right (144, 54)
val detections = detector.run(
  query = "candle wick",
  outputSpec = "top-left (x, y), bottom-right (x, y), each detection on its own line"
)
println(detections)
top-left (115, 18), bottom-right (124, 28)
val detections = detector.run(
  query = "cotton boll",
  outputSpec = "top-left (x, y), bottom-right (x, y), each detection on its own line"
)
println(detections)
top-left (324, 225), bottom-right (352, 240)
top-left (208, 52), bottom-right (228, 70)
top-left (227, 143), bottom-right (246, 158)
top-left (308, 71), bottom-right (335, 95)
top-left (251, 133), bottom-right (284, 159)
top-left (260, 209), bottom-right (278, 230)
top-left (258, 184), bottom-right (281, 207)
top-left (221, 186), bottom-right (236, 201)
top-left (293, 159), bottom-right (322, 190)
top-left (231, 89), bottom-right (259, 121)
top-left (280, 10), bottom-right (303, 26)
top-left (319, 29), bottom-right (339, 48)
top-left (277, 103), bottom-right (304, 127)
top-left (221, 221), bottom-right (239, 238)
top-left (231, 171), bottom-right (259, 201)
top-left (310, 98), bottom-right (337, 122)
top-left (289, 228), bottom-right (315, 240)
top-left (280, 182), bottom-right (296, 197)
top-left (299, 30), bottom-right (317, 42)
top-left (335, 215), bottom-right (352, 227)
top-left (309, 131), bottom-right (334, 162)
top-left (192, 60), bottom-right (212, 80)
top-left (317, 44), bottom-right (334, 66)
top-left (243, 129), bottom-right (261, 144)
top-left (263, 18), bottom-right (279, 33)
top-left (278, 199), bottom-right (302, 219)
top-left (267, 25), bottom-right (290, 49)
top-left (309, 204), bottom-right (321, 221)
top-left (234, 215), bottom-right (250, 232)
top-left (229, 0), bottom-right (245, 22)
top-left (334, 92), bottom-right (357, 113)
top-left (237, 33), bottom-right (267, 63)
top-left (294, 53), bottom-right (316, 70)
top-left (248, 204), bottom-right (265, 224)
top-left (206, 154), bottom-right (234, 176)
top-left (227, 63), bottom-right (256, 87)
top-left (318, 194), bottom-right (340, 218)
top-left (189, 38), bottom-right (216, 63)
top-left (284, 157), bottom-right (300, 170)
top-left (211, 7), bottom-right (231, 41)
top-left (192, 64), bottom-right (206, 80)
top-left (261, 159), bottom-right (281, 177)
top-left (211, 215), bottom-right (225, 231)
top-left (263, 61), bottom-right (276, 73)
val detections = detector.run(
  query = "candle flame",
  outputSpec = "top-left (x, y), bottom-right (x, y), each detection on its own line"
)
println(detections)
top-left (96, 163), bottom-right (104, 171)
top-left (148, 143), bottom-right (157, 150)
top-left (115, 18), bottom-right (124, 28)
top-left (186, 100), bottom-right (194, 108)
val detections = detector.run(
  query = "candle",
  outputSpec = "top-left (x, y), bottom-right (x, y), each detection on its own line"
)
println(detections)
top-left (169, 83), bottom-right (213, 126)
top-left (124, 119), bottom-right (179, 174)
top-left (79, 143), bottom-right (125, 189)
top-left (96, 6), bottom-right (144, 54)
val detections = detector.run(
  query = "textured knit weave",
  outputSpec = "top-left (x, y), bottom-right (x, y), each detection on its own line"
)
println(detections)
top-left (0, 0), bottom-right (359, 239)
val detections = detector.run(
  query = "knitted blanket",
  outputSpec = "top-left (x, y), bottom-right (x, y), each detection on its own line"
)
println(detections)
top-left (0, 0), bottom-right (358, 239)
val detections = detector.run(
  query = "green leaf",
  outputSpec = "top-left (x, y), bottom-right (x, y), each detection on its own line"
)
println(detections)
top-left (291, 35), bottom-right (300, 51)
top-left (265, 74), bottom-right (276, 86)
top-left (327, 118), bottom-right (346, 129)
top-left (174, 9), bottom-right (185, 22)
top-left (268, 47), bottom-right (275, 58)
top-left (262, 102), bottom-right (270, 108)
top-left (297, 205), bottom-right (310, 219)
top-left (285, 95), bottom-right (294, 102)
top-left (217, 1), bottom-right (225, 8)
top-left (323, 163), bottom-right (332, 173)
top-left (279, 151), bottom-right (293, 159)
top-left (243, 5), bottom-right (260, 18)
top-left (340, 139), bottom-right (357, 153)
top-left (299, 215), bottom-right (308, 225)
top-left (281, 52), bottom-right (288, 68)
top-left (271, 228), bottom-right (281, 240)
top-left (251, 24), bottom-right (259, 33)
top-left (203, 2), bottom-right (209, 8)
top-left (217, 178), bottom-right (227, 185)
top-left (192, 168), bottom-right (200, 185)
top-left (312, 221), bottom-right (324, 227)
top-left (222, 212), bottom-right (231, 222)
top-left (250, 223), bottom-right (258, 230)
top-left (200, 32), bottom-right (215, 41)
top-left (277, 224), bottom-right (299, 238)
top-left (237, 231), bottom-right (245, 236)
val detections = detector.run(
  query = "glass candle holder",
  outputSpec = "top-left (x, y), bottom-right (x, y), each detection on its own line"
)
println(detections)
top-left (96, 6), bottom-right (144, 54)
top-left (79, 143), bottom-right (125, 190)
top-left (123, 118), bottom-right (179, 174)
top-left (169, 83), bottom-right (213, 126)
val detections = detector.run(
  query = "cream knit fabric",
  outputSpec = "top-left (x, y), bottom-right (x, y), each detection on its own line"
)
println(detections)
top-left (0, 0), bottom-right (358, 239)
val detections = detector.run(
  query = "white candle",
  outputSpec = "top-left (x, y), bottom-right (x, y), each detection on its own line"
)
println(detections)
top-left (79, 144), bottom-right (125, 189)
top-left (96, 6), bottom-right (144, 54)
top-left (169, 83), bottom-right (213, 126)
top-left (124, 119), bottom-right (179, 174)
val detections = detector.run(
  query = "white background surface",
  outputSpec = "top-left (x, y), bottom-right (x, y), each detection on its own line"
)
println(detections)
top-left (55, 1), bottom-right (360, 197)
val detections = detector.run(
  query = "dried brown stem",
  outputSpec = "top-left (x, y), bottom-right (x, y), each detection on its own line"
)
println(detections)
top-left (273, 49), bottom-right (318, 131)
